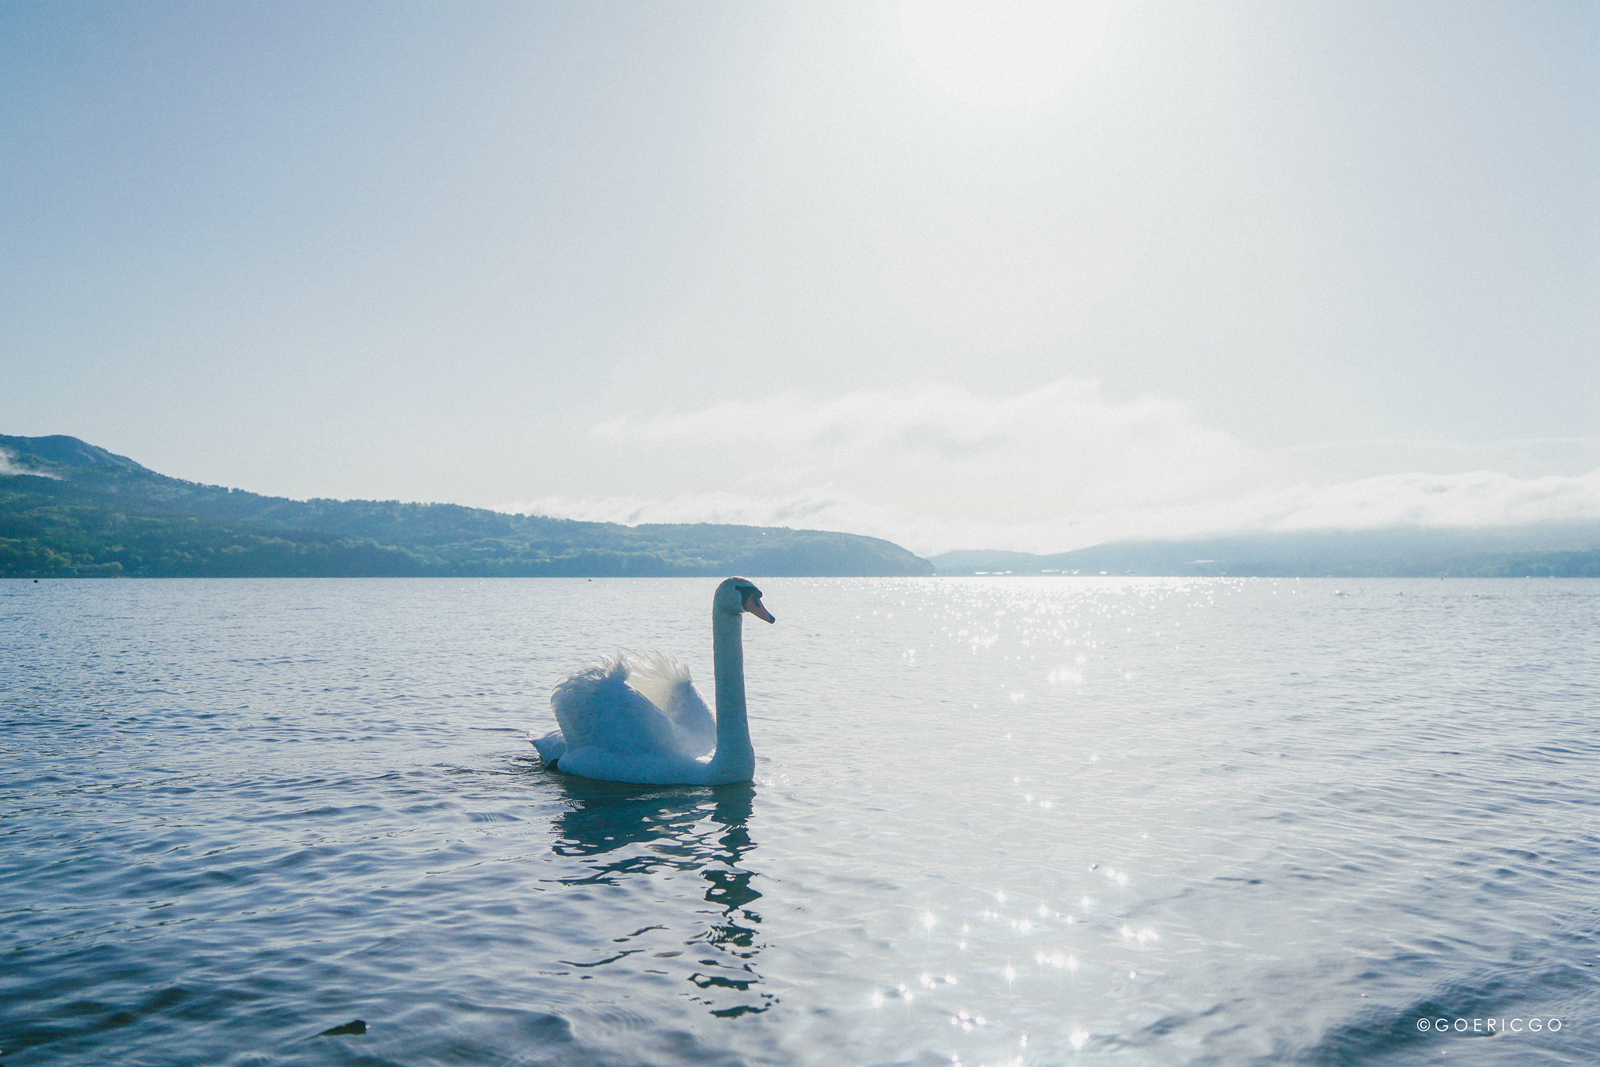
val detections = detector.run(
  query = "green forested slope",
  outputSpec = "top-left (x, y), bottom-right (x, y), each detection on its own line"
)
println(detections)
top-left (930, 530), bottom-right (1600, 578)
top-left (0, 435), bottom-right (933, 578)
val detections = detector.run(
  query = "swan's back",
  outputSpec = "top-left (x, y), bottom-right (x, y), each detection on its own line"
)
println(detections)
top-left (619, 651), bottom-right (715, 756)
top-left (549, 652), bottom-right (713, 759)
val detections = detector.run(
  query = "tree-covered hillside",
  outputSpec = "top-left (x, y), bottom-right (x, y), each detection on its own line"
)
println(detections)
top-left (0, 435), bottom-right (933, 578)
top-left (930, 528), bottom-right (1600, 578)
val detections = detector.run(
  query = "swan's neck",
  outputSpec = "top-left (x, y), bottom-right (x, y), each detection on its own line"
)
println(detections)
top-left (709, 608), bottom-right (754, 781)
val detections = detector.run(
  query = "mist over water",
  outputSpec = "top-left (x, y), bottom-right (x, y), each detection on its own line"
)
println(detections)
top-left (2, 577), bottom-right (1596, 1065)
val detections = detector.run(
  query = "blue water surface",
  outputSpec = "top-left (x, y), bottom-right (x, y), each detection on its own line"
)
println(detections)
top-left (2, 576), bottom-right (1597, 1065)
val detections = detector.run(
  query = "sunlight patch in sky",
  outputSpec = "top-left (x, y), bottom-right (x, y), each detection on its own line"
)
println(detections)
top-left (898, 0), bottom-right (1113, 107)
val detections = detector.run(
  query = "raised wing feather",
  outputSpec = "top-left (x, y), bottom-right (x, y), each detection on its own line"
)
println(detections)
top-left (620, 651), bottom-right (715, 757)
top-left (551, 656), bottom-right (680, 756)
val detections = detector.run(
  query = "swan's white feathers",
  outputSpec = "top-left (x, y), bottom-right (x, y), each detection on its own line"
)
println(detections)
top-left (620, 650), bottom-right (715, 756)
top-left (531, 576), bottom-right (767, 786)
top-left (529, 729), bottom-right (566, 764)
top-left (549, 652), bottom-right (713, 759)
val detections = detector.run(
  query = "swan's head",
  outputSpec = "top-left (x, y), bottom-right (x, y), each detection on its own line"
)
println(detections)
top-left (716, 576), bottom-right (775, 623)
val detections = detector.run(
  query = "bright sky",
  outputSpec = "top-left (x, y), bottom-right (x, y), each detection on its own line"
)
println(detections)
top-left (3, 1), bottom-right (1596, 555)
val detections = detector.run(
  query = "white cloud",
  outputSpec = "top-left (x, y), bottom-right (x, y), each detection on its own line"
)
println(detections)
top-left (501, 379), bottom-right (1600, 557)
top-left (0, 448), bottom-right (60, 479)
top-left (1082, 467), bottom-right (1600, 543)
top-left (1273, 437), bottom-right (1600, 483)
top-left (586, 379), bottom-right (1251, 518)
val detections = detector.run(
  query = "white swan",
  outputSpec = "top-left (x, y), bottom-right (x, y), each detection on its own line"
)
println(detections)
top-left (530, 577), bottom-right (776, 785)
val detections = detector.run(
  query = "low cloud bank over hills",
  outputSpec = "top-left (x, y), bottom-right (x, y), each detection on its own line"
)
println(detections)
top-left (507, 380), bottom-right (1600, 560)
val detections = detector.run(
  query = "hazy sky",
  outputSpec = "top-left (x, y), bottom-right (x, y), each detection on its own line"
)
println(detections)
top-left (4, 1), bottom-right (1596, 554)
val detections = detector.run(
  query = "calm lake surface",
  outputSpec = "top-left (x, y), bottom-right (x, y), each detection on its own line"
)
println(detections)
top-left (2, 576), bottom-right (1597, 1066)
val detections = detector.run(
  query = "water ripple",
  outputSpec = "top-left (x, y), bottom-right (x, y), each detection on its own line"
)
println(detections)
top-left (1, 576), bottom-right (1597, 1064)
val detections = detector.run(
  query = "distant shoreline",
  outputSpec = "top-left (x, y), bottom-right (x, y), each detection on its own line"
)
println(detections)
top-left (7, 433), bottom-right (1598, 580)
top-left (0, 434), bottom-right (935, 580)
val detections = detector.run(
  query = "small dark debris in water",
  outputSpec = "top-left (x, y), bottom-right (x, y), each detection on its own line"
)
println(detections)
top-left (319, 1020), bottom-right (367, 1037)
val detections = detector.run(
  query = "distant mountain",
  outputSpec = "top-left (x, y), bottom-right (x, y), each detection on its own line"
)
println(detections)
top-left (0, 434), bottom-right (934, 578)
top-left (931, 527), bottom-right (1600, 578)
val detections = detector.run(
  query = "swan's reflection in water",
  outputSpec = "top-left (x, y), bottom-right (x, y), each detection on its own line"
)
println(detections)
top-left (549, 781), bottom-right (771, 1017)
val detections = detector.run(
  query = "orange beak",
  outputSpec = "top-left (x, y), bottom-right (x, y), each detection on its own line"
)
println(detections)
top-left (745, 595), bottom-right (776, 623)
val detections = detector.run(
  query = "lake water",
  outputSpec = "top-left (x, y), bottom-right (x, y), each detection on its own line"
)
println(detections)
top-left (2, 576), bottom-right (1597, 1066)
